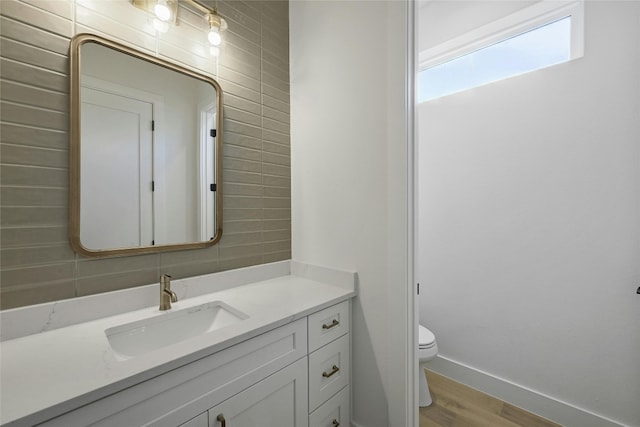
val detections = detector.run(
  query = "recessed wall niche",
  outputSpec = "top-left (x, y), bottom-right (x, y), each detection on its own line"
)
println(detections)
top-left (0, 0), bottom-right (291, 309)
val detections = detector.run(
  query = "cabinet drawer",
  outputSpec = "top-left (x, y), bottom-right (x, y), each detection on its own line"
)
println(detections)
top-left (309, 385), bottom-right (349, 427)
top-left (308, 301), bottom-right (349, 353)
top-left (308, 334), bottom-right (350, 412)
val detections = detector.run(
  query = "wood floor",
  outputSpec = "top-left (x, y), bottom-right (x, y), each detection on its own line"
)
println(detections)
top-left (420, 370), bottom-right (563, 427)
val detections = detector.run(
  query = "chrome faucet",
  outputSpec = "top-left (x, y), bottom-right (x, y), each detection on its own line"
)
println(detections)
top-left (159, 274), bottom-right (178, 311)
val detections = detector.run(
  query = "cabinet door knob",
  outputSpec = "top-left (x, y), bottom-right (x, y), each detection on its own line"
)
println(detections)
top-left (322, 365), bottom-right (340, 378)
top-left (322, 319), bottom-right (340, 330)
top-left (216, 414), bottom-right (226, 427)
top-left (332, 419), bottom-right (340, 427)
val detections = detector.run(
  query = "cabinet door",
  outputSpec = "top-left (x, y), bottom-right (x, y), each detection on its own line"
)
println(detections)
top-left (209, 357), bottom-right (308, 427)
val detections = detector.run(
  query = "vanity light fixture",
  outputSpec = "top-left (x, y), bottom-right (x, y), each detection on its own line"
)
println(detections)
top-left (130, 0), bottom-right (228, 49)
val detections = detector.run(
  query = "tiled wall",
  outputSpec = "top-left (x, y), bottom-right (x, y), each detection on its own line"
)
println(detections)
top-left (0, 0), bottom-right (291, 309)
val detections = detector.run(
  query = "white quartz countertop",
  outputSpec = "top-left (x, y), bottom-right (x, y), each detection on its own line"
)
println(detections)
top-left (0, 261), bottom-right (356, 426)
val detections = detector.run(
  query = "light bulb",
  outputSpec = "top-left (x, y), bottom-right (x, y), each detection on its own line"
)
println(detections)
top-left (154, 0), bottom-right (171, 22)
top-left (208, 29), bottom-right (222, 46)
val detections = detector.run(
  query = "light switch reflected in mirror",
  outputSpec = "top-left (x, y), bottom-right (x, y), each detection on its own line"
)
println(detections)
top-left (70, 34), bottom-right (223, 257)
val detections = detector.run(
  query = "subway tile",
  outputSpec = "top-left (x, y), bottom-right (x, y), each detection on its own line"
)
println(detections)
top-left (224, 132), bottom-right (262, 151)
top-left (262, 128), bottom-right (290, 145)
top-left (223, 219), bottom-right (262, 234)
top-left (263, 208), bottom-right (290, 220)
top-left (0, 226), bottom-right (67, 247)
top-left (75, 2), bottom-right (156, 53)
top-left (263, 239), bottom-right (290, 253)
top-left (262, 140), bottom-right (289, 156)
top-left (0, 164), bottom-right (67, 187)
top-left (262, 162), bottom-right (289, 177)
top-left (0, 123), bottom-right (68, 150)
top-left (263, 219), bottom-right (290, 231)
top-left (263, 105), bottom-right (289, 125)
top-left (262, 50), bottom-right (288, 76)
top-left (224, 144), bottom-right (261, 162)
top-left (262, 83), bottom-right (289, 105)
top-left (160, 246), bottom-right (219, 267)
top-left (263, 151), bottom-right (289, 167)
top-left (262, 74), bottom-right (289, 98)
top-left (223, 169), bottom-right (262, 185)
top-left (224, 182), bottom-right (264, 197)
top-left (1, 143), bottom-right (67, 168)
top-left (1, 186), bottom-right (67, 207)
top-left (160, 261), bottom-right (219, 281)
top-left (263, 250), bottom-right (290, 264)
top-left (220, 0), bottom-right (261, 24)
top-left (0, 262), bottom-right (75, 288)
top-left (0, 0), bottom-right (73, 38)
top-left (1, 206), bottom-right (66, 228)
top-left (0, 37), bottom-right (68, 73)
top-left (224, 93), bottom-right (261, 116)
top-left (262, 174), bottom-right (289, 188)
top-left (76, 269), bottom-right (159, 297)
top-left (224, 157), bottom-right (261, 174)
top-left (0, 101), bottom-right (68, 131)
top-left (20, 0), bottom-right (73, 20)
top-left (263, 197), bottom-right (289, 209)
top-left (219, 49), bottom-right (261, 81)
top-left (262, 93), bottom-right (289, 115)
top-left (224, 119), bottom-right (262, 139)
top-left (219, 242), bottom-right (262, 259)
top-left (0, 280), bottom-right (75, 310)
top-left (218, 255), bottom-right (263, 272)
top-left (225, 106), bottom-right (261, 128)
top-left (76, 254), bottom-right (159, 279)
top-left (218, 65), bottom-right (261, 94)
top-left (1, 244), bottom-right (75, 268)
top-left (262, 61), bottom-right (289, 88)
top-left (223, 28), bottom-right (260, 58)
top-left (263, 186), bottom-right (290, 198)
top-left (219, 231), bottom-right (262, 247)
top-left (217, 76), bottom-right (261, 102)
top-left (0, 16), bottom-right (70, 55)
top-left (223, 208), bottom-right (263, 221)
top-left (0, 58), bottom-right (67, 93)
top-left (0, 80), bottom-right (68, 112)
top-left (263, 229), bottom-right (290, 243)
top-left (224, 196), bottom-right (263, 209)
top-left (262, 117), bottom-right (289, 136)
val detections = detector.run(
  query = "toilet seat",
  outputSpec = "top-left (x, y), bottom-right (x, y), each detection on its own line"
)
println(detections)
top-left (419, 325), bottom-right (435, 349)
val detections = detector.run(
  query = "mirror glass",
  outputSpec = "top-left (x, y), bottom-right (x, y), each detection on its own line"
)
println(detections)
top-left (70, 34), bottom-right (223, 257)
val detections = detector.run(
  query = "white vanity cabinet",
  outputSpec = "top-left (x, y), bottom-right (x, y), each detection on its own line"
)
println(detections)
top-left (36, 301), bottom-right (351, 427)
top-left (307, 301), bottom-right (351, 427)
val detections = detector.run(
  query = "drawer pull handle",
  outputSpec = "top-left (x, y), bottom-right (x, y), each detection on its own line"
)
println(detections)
top-left (322, 319), bottom-right (340, 330)
top-left (216, 414), bottom-right (226, 427)
top-left (322, 365), bottom-right (340, 378)
top-left (332, 420), bottom-right (340, 427)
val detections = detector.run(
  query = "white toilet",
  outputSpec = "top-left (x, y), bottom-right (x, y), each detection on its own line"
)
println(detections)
top-left (418, 325), bottom-right (438, 407)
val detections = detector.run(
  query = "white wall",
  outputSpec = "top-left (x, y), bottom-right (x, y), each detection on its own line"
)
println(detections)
top-left (418, 2), bottom-right (640, 426)
top-left (290, 1), bottom-right (412, 426)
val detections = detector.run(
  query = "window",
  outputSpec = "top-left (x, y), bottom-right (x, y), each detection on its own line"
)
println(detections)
top-left (418, 1), bottom-right (584, 103)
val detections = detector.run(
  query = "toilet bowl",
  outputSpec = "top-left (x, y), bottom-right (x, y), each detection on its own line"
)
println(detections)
top-left (418, 325), bottom-right (438, 407)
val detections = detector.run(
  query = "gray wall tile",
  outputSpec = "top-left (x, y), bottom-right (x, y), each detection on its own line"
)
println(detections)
top-left (0, 0), bottom-right (290, 309)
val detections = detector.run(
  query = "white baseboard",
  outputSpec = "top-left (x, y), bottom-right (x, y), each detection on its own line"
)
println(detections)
top-left (427, 355), bottom-right (625, 427)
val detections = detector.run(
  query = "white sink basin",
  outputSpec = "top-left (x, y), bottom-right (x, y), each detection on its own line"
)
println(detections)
top-left (105, 301), bottom-right (248, 359)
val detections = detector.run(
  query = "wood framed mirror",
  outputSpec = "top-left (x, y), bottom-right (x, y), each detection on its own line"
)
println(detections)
top-left (69, 33), bottom-right (223, 257)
